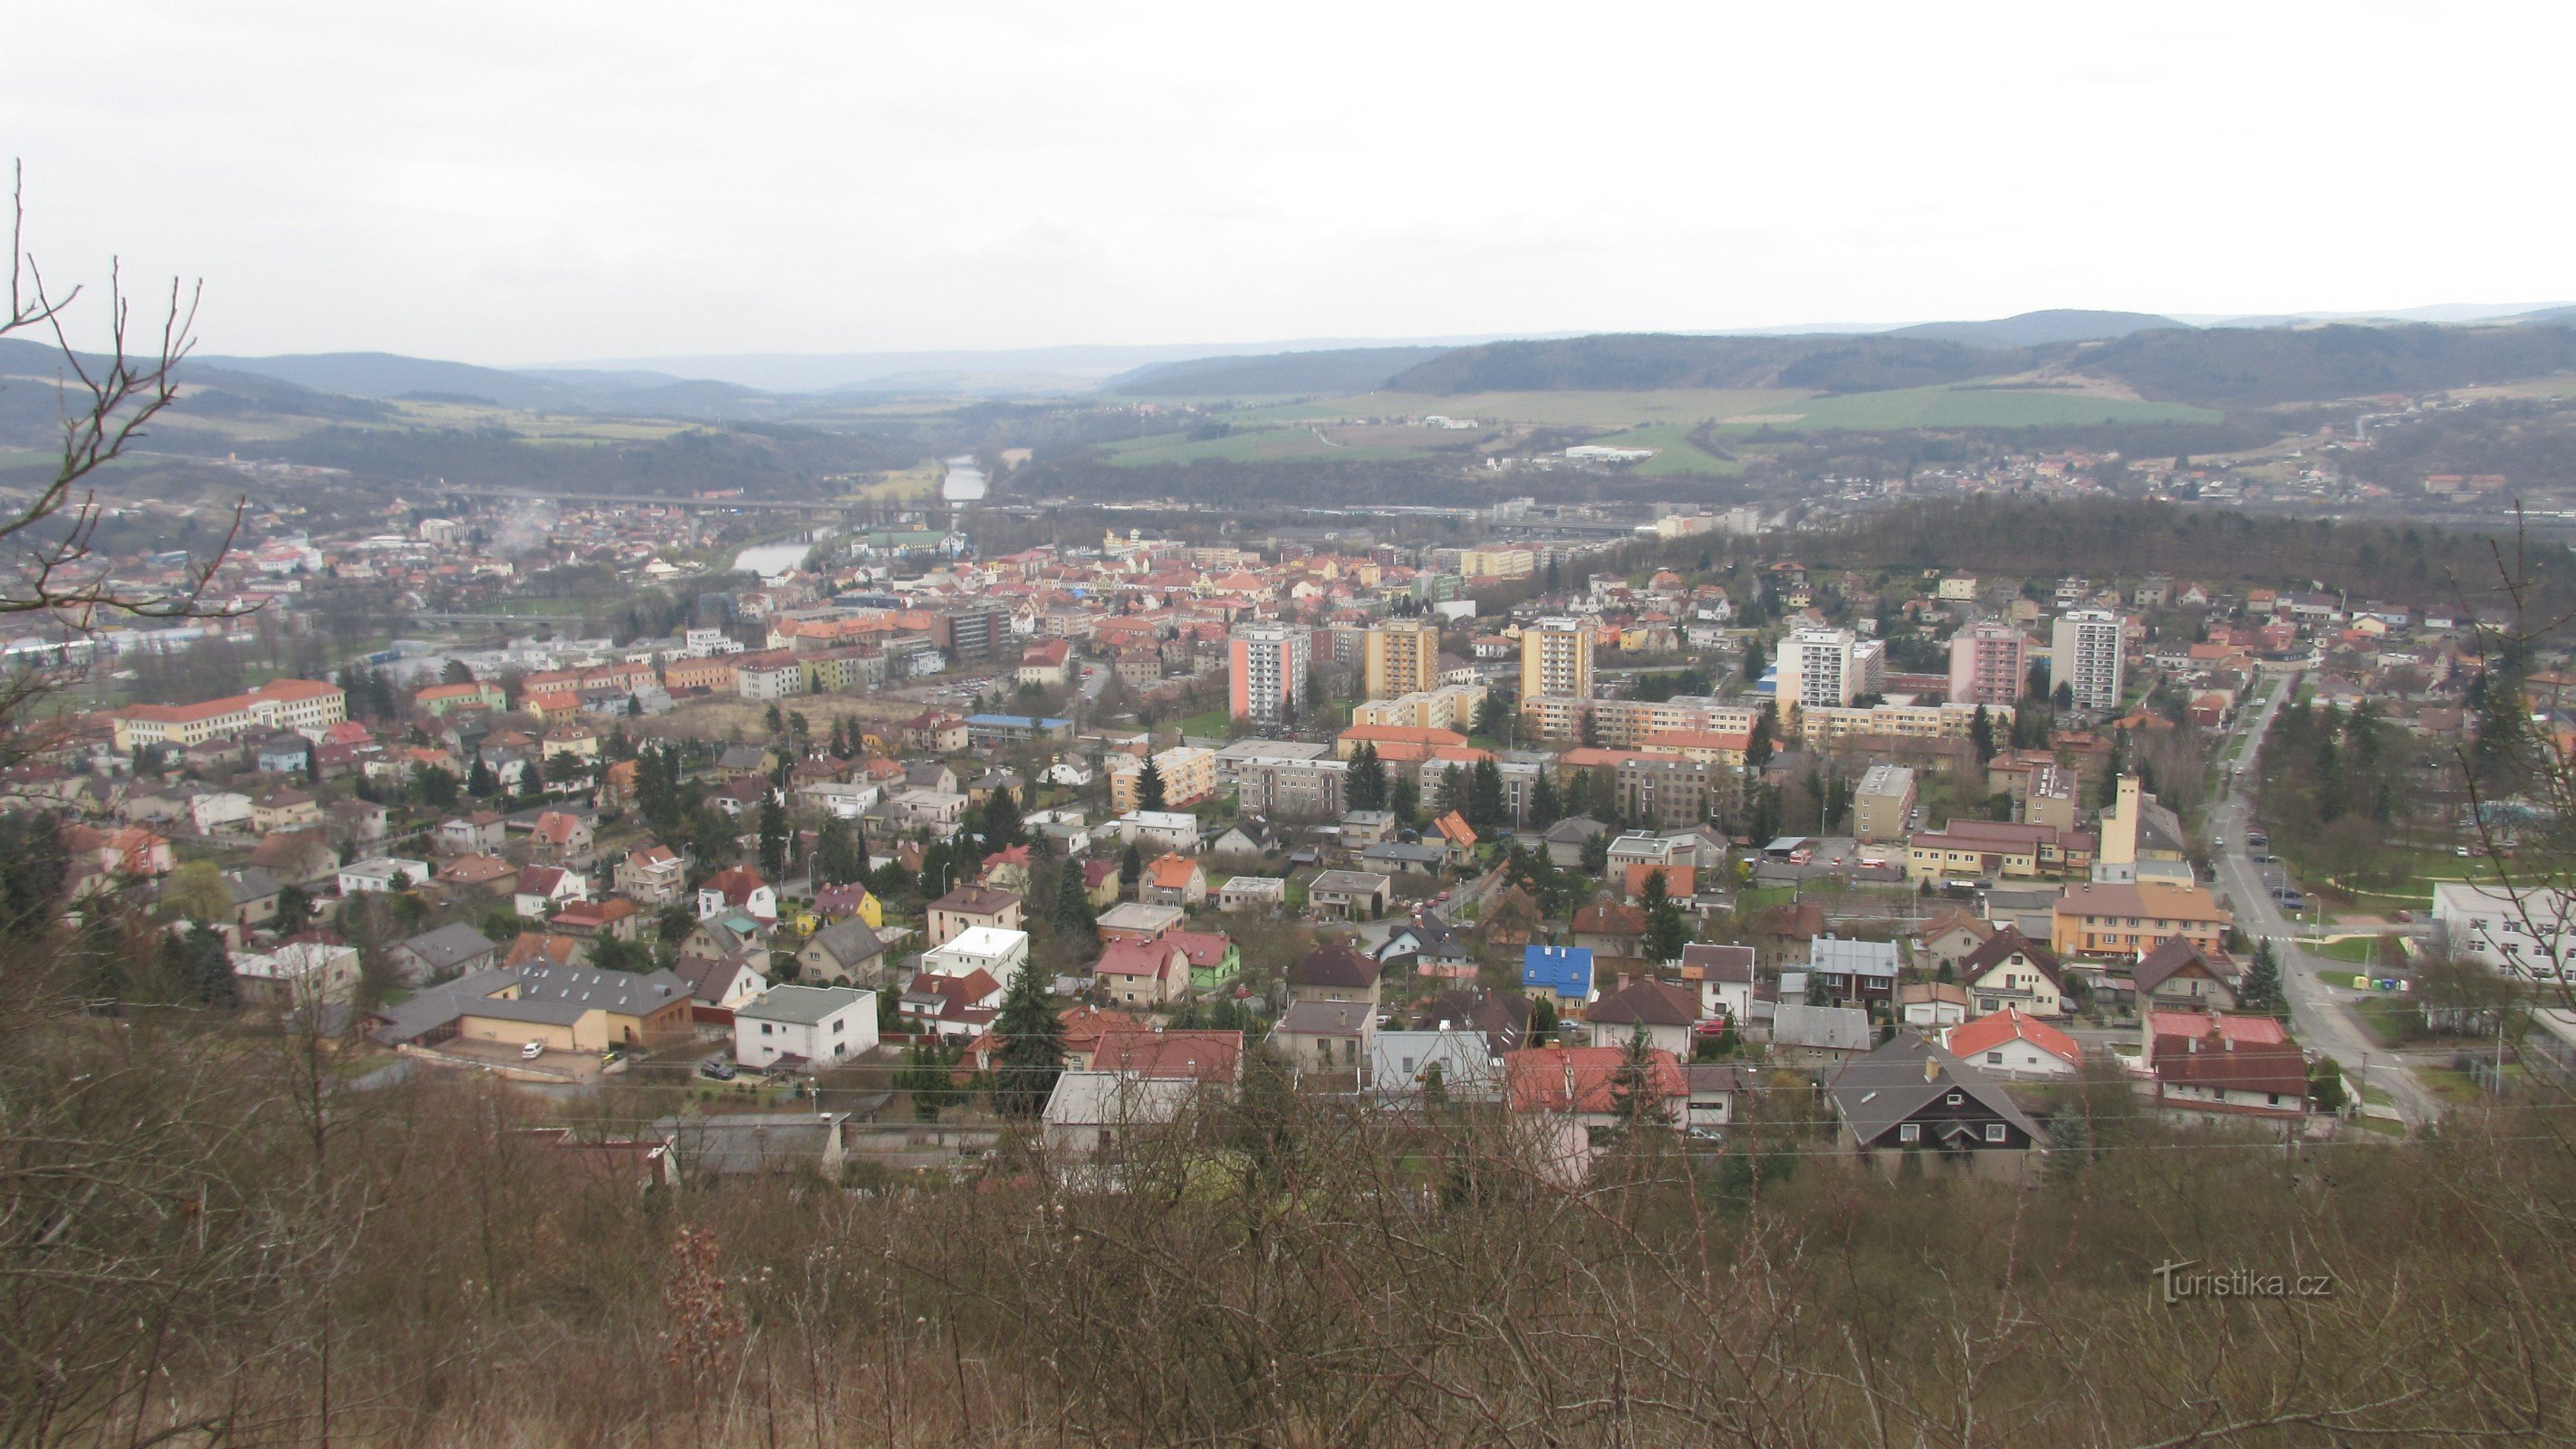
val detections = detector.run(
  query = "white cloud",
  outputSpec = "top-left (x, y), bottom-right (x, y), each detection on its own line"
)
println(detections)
top-left (3, 0), bottom-right (2565, 363)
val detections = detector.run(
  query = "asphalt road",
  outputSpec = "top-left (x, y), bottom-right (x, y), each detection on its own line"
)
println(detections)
top-left (2206, 681), bottom-right (2439, 1128)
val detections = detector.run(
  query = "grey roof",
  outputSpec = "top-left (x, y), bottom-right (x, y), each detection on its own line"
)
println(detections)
top-left (511, 964), bottom-right (689, 1013)
top-left (1808, 936), bottom-right (1901, 981)
top-left (397, 922), bottom-right (500, 973)
top-left (656, 1114), bottom-right (839, 1176)
top-left (1360, 842), bottom-right (1447, 866)
top-left (1543, 815), bottom-right (1610, 844)
top-left (1679, 943), bottom-right (1755, 983)
top-left (1829, 1035), bottom-right (2039, 1145)
top-left (737, 984), bottom-right (870, 1026)
top-left (1273, 999), bottom-right (1373, 1036)
top-left (803, 917), bottom-right (886, 969)
top-left (1042, 1070), bottom-right (1201, 1128)
top-left (717, 744), bottom-right (771, 770)
top-left (1308, 869), bottom-right (1392, 894)
top-left (223, 866), bottom-right (282, 906)
top-left (1771, 1003), bottom-right (1873, 1051)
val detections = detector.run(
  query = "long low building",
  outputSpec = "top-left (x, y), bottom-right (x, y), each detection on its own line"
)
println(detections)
top-left (2431, 880), bottom-right (2576, 982)
top-left (112, 677), bottom-right (347, 751)
top-left (1795, 700), bottom-right (2009, 749)
top-left (1905, 820), bottom-right (2094, 882)
top-left (2052, 881), bottom-right (2232, 959)
top-left (370, 963), bottom-right (695, 1053)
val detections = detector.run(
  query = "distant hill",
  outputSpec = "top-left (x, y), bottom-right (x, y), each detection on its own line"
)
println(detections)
top-left (0, 337), bottom-right (390, 446)
top-left (1886, 310), bottom-right (2184, 348)
top-left (192, 351), bottom-right (586, 410)
top-left (2074, 321), bottom-right (2576, 407)
top-left (1387, 333), bottom-right (2003, 395)
top-left (1104, 346), bottom-right (1455, 397)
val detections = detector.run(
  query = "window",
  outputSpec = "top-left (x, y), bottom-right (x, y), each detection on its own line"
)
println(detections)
top-left (761, 1022), bottom-right (773, 1036)
top-left (1984, 1123), bottom-right (2006, 1143)
top-left (1899, 1122), bottom-right (1920, 1143)
top-left (1986, 1051), bottom-right (2004, 1065)
top-left (1946, 1092), bottom-right (1962, 1106)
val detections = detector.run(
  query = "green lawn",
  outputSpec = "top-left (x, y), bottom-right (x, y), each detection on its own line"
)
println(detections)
top-left (2303, 934), bottom-right (2398, 964)
top-left (1176, 709), bottom-right (1231, 739)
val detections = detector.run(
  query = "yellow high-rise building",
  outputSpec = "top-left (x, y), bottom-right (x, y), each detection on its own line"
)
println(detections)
top-left (1519, 617), bottom-right (1594, 703)
top-left (1363, 618), bottom-right (1442, 700)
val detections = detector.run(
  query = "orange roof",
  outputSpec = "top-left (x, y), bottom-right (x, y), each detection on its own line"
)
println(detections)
top-left (1945, 1007), bottom-right (2081, 1066)
top-left (1503, 1045), bottom-right (1686, 1114)
top-left (1146, 853), bottom-right (1200, 889)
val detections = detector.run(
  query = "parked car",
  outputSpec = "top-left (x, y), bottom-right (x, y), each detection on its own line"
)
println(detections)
top-left (519, 1041), bottom-right (545, 1060)
top-left (697, 1059), bottom-right (738, 1081)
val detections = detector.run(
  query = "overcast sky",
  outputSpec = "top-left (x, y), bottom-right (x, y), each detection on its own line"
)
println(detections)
top-left (6, 1), bottom-right (2567, 365)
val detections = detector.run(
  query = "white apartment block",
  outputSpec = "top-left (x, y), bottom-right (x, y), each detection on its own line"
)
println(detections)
top-left (2051, 609), bottom-right (2125, 713)
top-left (2433, 881), bottom-right (2576, 983)
top-left (1775, 629), bottom-right (1885, 713)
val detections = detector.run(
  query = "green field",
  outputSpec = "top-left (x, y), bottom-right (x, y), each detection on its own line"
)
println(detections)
top-left (1715, 384), bottom-right (2225, 432)
top-left (1581, 423), bottom-right (1742, 476)
top-left (1216, 389), bottom-right (1807, 428)
top-left (1103, 425), bottom-right (1446, 467)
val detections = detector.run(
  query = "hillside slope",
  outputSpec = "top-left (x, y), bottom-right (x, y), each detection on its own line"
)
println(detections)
top-left (1389, 333), bottom-right (2003, 395)
top-left (1106, 346), bottom-right (1454, 397)
top-left (2076, 321), bottom-right (2576, 407)
top-left (1887, 309), bottom-right (2182, 348)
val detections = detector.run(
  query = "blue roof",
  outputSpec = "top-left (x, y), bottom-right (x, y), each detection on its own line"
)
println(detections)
top-left (1521, 945), bottom-right (1594, 995)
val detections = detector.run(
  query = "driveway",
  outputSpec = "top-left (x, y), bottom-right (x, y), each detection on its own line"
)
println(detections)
top-left (2206, 679), bottom-right (2438, 1127)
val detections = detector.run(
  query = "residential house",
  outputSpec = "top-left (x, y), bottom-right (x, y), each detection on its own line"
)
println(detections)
top-left (1570, 902), bottom-right (1647, 962)
top-left (1096, 901), bottom-right (1185, 944)
top-left (1218, 875), bottom-right (1287, 914)
top-left (1914, 907), bottom-right (1994, 971)
top-left (513, 865), bottom-right (590, 920)
top-left (796, 917), bottom-right (890, 988)
top-left (1284, 942), bottom-right (1381, 1007)
top-left (1678, 943), bottom-right (1761, 1024)
top-left (1268, 999), bottom-right (1374, 1074)
top-left (901, 970), bottom-right (1004, 1040)
top-left (220, 866), bottom-right (283, 933)
top-left (1503, 1043), bottom-right (1687, 1147)
top-left (1805, 936), bottom-right (1899, 1006)
top-left (1096, 937), bottom-right (1191, 1007)
top-left (1139, 853), bottom-right (1208, 907)
top-left (734, 984), bottom-right (880, 1070)
top-left (530, 810), bottom-right (595, 867)
top-left (1681, 1063), bottom-right (1749, 1136)
top-left (230, 939), bottom-right (361, 1012)
top-left (1583, 977), bottom-right (1701, 1055)
top-left (1164, 929), bottom-right (1240, 990)
top-left (1828, 1034), bottom-right (2041, 1180)
top-left (614, 845), bottom-right (687, 907)
top-left (1958, 926), bottom-right (2067, 1017)
top-left (2145, 1010), bottom-right (2306, 1124)
top-left (389, 923), bottom-right (501, 984)
top-left (675, 953), bottom-right (770, 1011)
top-left (1768, 1003), bottom-right (1873, 1068)
top-left (1041, 1070), bottom-right (1205, 1164)
top-left (338, 856), bottom-right (431, 897)
top-left (438, 853), bottom-right (517, 896)
top-left (1520, 945), bottom-right (1595, 1009)
top-left (1943, 1007), bottom-right (2083, 1080)
top-left (698, 865), bottom-right (780, 924)
top-left (250, 789), bottom-right (321, 833)
top-left (1369, 1028), bottom-right (1504, 1101)
top-left (551, 897), bottom-right (640, 943)
top-left (437, 811), bottom-right (509, 855)
top-left (1306, 869), bottom-right (1392, 921)
top-left (927, 884), bottom-right (1024, 947)
top-left (2132, 936), bottom-right (2237, 1011)
top-left (920, 925), bottom-right (1029, 990)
